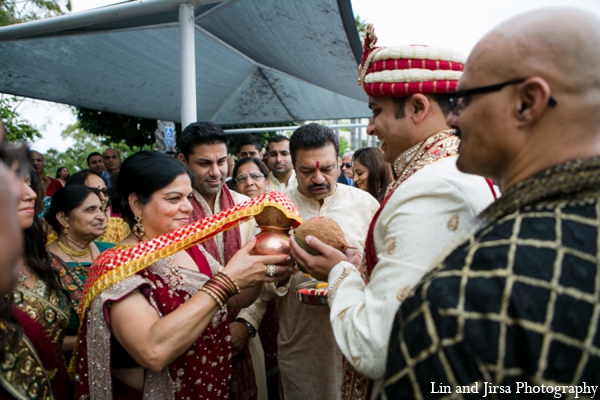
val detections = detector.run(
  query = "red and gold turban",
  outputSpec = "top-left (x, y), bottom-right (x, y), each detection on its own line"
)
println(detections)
top-left (358, 25), bottom-right (465, 97)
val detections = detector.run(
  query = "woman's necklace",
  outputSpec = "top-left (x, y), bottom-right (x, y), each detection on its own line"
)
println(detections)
top-left (57, 239), bottom-right (90, 258)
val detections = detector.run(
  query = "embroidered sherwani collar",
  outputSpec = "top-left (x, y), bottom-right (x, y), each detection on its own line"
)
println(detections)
top-left (392, 141), bottom-right (421, 177)
top-left (388, 129), bottom-right (459, 193)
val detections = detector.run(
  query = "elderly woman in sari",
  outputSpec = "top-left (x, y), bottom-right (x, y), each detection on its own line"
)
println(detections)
top-left (74, 152), bottom-right (297, 399)
top-left (45, 168), bottom-right (130, 244)
top-left (45, 185), bottom-right (114, 353)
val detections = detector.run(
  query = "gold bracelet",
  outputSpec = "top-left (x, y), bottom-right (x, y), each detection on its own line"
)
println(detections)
top-left (217, 272), bottom-right (241, 294)
top-left (211, 274), bottom-right (233, 293)
top-left (200, 286), bottom-right (224, 308)
top-left (210, 275), bottom-right (236, 298)
top-left (201, 272), bottom-right (240, 308)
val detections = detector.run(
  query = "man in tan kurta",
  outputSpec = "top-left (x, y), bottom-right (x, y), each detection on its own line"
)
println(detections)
top-left (275, 123), bottom-right (379, 399)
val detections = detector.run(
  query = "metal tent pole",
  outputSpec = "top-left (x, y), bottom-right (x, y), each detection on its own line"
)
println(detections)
top-left (179, 3), bottom-right (197, 128)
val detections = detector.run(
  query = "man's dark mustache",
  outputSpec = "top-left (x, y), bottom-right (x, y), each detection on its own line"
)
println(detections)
top-left (308, 183), bottom-right (330, 190)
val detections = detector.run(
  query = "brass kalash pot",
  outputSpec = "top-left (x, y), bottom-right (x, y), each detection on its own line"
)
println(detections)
top-left (250, 206), bottom-right (297, 255)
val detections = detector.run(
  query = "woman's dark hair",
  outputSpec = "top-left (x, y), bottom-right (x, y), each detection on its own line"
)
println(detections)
top-left (113, 151), bottom-right (193, 227)
top-left (24, 171), bottom-right (67, 315)
top-left (289, 123), bottom-right (339, 166)
top-left (55, 166), bottom-right (68, 179)
top-left (45, 185), bottom-right (101, 234)
top-left (353, 147), bottom-right (394, 203)
top-left (177, 122), bottom-right (228, 161)
top-left (28, 168), bottom-right (45, 215)
top-left (65, 168), bottom-right (105, 187)
top-left (24, 217), bottom-right (64, 295)
top-left (232, 157), bottom-right (269, 184)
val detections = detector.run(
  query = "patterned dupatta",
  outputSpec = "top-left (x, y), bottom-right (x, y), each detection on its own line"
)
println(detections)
top-left (0, 307), bottom-right (69, 400)
top-left (342, 131), bottom-right (459, 400)
top-left (71, 192), bottom-right (301, 398)
top-left (49, 255), bottom-right (86, 318)
top-left (13, 279), bottom-right (71, 350)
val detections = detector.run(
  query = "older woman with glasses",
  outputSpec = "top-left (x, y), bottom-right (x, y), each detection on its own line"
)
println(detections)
top-left (233, 157), bottom-right (270, 198)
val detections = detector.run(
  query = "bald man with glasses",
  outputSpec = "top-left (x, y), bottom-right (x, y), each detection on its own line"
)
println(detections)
top-left (382, 7), bottom-right (600, 399)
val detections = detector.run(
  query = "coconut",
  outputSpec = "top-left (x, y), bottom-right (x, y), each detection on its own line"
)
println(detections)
top-left (255, 206), bottom-right (297, 228)
top-left (293, 216), bottom-right (351, 256)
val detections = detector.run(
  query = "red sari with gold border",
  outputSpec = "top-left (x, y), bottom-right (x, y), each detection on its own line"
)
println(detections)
top-left (71, 192), bottom-right (301, 400)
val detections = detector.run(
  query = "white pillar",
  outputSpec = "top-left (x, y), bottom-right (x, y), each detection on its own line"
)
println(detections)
top-left (179, 3), bottom-right (197, 127)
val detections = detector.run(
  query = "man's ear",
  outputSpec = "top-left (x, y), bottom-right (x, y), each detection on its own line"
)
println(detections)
top-left (515, 77), bottom-right (553, 126)
top-left (408, 93), bottom-right (430, 124)
top-left (128, 193), bottom-right (142, 216)
top-left (177, 153), bottom-right (188, 164)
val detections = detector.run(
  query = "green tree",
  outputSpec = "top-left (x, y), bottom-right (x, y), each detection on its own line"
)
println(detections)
top-left (0, 0), bottom-right (69, 26)
top-left (44, 122), bottom-right (105, 173)
top-left (0, 97), bottom-right (41, 142)
top-left (339, 135), bottom-right (349, 156)
top-left (44, 121), bottom-right (154, 175)
top-left (76, 108), bottom-right (174, 148)
top-left (77, 109), bottom-right (301, 151)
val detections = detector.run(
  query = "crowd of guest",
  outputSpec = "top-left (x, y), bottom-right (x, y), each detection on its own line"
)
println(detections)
top-left (1, 6), bottom-right (600, 400)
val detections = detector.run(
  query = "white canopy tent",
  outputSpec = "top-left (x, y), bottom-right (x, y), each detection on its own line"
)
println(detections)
top-left (0, 0), bottom-right (369, 128)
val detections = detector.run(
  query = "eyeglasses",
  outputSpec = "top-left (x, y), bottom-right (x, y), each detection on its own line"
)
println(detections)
top-left (0, 142), bottom-right (30, 179)
top-left (90, 187), bottom-right (109, 197)
top-left (447, 78), bottom-right (558, 115)
top-left (341, 163), bottom-right (353, 169)
top-left (235, 172), bottom-right (265, 184)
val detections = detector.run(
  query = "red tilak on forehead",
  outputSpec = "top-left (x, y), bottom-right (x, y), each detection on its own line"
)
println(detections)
top-left (316, 161), bottom-right (320, 168)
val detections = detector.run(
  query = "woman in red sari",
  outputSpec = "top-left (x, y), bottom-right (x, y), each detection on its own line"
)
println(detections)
top-left (74, 152), bottom-right (300, 399)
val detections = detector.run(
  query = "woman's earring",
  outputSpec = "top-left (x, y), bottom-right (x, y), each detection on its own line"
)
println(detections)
top-left (133, 214), bottom-right (145, 242)
top-left (63, 226), bottom-right (69, 234)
